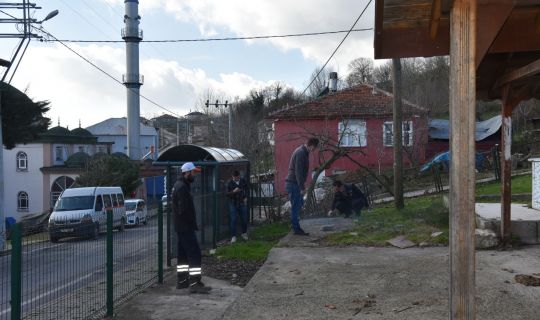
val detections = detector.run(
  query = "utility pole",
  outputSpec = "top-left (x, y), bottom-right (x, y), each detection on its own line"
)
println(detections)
top-left (0, 2), bottom-right (58, 250)
top-left (205, 100), bottom-right (232, 148)
top-left (392, 58), bottom-right (404, 209)
top-left (122, 0), bottom-right (143, 160)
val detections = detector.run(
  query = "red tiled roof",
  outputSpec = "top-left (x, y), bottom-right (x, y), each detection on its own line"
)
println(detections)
top-left (268, 84), bottom-right (426, 120)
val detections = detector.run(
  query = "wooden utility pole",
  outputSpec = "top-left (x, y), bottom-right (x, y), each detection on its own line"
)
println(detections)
top-left (392, 58), bottom-right (404, 209)
top-left (500, 86), bottom-right (514, 245)
top-left (449, 0), bottom-right (477, 319)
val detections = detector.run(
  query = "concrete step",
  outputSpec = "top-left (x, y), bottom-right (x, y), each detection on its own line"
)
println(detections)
top-left (475, 203), bottom-right (540, 244)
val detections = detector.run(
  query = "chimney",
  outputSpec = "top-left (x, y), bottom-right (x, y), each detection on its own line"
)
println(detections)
top-left (329, 72), bottom-right (338, 92)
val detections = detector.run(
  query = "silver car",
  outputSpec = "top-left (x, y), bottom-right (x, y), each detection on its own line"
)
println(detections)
top-left (125, 199), bottom-right (148, 226)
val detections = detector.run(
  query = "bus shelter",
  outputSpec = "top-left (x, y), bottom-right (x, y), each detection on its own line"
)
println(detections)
top-left (154, 145), bottom-right (250, 265)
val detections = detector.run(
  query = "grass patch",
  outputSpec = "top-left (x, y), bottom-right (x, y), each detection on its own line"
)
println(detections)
top-left (324, 195), bottom-right (449, 247)
top-left (6, 231), bottom-right (49, 247)
top-left (476, 174), bottom-right (532, 196)
top-left (215, 221), bottom-right (289, 261)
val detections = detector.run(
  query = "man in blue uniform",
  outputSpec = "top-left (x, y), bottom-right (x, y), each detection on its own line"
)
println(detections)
top-left (172, 162), bottom-right (211, 294)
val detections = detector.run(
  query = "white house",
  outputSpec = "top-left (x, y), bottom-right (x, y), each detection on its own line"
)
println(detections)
top-left (86, 117), bottom-right (158, 159)
top-left (2, 126), bottom-right (112, 221)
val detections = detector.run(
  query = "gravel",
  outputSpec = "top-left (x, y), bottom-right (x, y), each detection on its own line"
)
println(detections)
top-left (202, 256), bottom-right (264, 287)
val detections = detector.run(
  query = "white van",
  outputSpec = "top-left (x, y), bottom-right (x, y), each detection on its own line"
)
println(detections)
top-left (48, 187), bottom-right (127, 242)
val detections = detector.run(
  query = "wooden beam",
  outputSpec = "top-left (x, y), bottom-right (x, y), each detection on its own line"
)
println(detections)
top-left (489, 7), bottom-right (540, 53)
top-left (449, 0), bottom-right (477, 319)
top-left (476, 3), bottom-right (514, 67)
top-left (494, 59), bottom-right (540, 88)
top-left (430, 0), bottom-right (442, 39)
top-left (374, 0), bottom-right (384, 59)
top-left (376, 24), bottom-right (450, 59)
top-left (500, 85), bottom-right (516, 245)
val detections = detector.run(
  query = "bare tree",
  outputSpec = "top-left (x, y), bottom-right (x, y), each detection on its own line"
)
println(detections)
top-left (346, 57), bottom-right (374, 87)
top-left (306, 67), bottom-right (332, 99)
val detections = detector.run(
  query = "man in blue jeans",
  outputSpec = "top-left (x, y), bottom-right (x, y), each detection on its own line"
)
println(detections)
top-left (285, 137), bottom-right (319, 236)
top-left (226, 170), bottom-right (249, 243)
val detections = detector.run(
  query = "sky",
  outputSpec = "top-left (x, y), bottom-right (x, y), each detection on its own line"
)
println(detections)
top-left (0, 0), bottom-right (376, 129)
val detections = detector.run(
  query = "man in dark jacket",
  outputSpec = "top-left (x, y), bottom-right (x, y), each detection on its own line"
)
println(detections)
top-left (226, 170), bottom-right (249, 243)
top-left (330, 180), bottom-right (368, 217)
top-left (285, 137), bottom-right (319, 235)
top-left (172, 162), bottom-right (211, 294)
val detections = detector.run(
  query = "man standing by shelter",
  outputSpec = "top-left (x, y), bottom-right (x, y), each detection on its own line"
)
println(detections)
top-left (226, 170), bottom-right (249, 243)
top-left (172, 162), bottom-right (211, 294)
top-left (285, 137), bottom-right (319, 236)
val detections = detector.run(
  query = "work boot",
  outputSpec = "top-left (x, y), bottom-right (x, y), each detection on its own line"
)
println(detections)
top-left (293, 228), bottom-right (310, 236)
top-left (189, 277), bottom-right (211, 294)
top-left (176, 272), bottom-right (189, 289)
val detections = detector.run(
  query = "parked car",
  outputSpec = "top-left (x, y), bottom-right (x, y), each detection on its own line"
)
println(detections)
top-left (125, 199), bottom-right (148, 226)
top-left (48, 187), bottom-right (127, 242)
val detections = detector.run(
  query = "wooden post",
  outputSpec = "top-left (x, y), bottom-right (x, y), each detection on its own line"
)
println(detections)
top-left (500, 86), bottom-right (520, 245)
top-left (392, 58), bottom-right (404, 209)
top-left (449, 0), bottom-right (477, 319)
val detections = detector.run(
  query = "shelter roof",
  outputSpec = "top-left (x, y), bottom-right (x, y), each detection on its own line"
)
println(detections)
top-left (157, 144), bottom-right (246, 162)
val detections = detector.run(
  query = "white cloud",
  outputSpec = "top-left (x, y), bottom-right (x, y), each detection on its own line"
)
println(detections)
top-left (10, 43), bottom-right (272, 128)
top-left (102, 0), bottom-right (375, 66)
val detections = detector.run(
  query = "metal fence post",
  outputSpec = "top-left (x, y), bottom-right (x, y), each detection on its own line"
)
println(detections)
top-left (212, 164), bottom-right (218, 248)
top-left (10, 223), bottom-right (22, 320)
top-left (157, 202), bottom-right (164, 284)
top-left (166, 166), bottom-right (172, 267)
top-left (106, 209), bottom-right (113, 317)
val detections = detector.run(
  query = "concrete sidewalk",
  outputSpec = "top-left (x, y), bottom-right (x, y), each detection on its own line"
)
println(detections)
top-left (113, 273), bottom-right (243, 320)
top-left (222, 218), bottom-right (540, 320)
top-left (114, 217), bottom-right (540, 320)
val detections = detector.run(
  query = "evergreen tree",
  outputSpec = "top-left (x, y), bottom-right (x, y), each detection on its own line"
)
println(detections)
top-left (0, 82), bottom-right (51, 149)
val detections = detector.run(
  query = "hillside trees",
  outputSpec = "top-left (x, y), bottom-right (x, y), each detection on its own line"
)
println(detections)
top-left (75, 154), bottom-right (140, 195)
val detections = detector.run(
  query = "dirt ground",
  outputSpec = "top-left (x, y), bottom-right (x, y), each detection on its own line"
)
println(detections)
top-left (202, 256), bottom-right (263, 287)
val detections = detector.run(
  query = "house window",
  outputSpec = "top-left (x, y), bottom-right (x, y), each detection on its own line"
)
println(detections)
top-left (16, 152), bottom-right (28, 171)
top-left (403, 121), bottom-right (413, 146)
top-left (338, 120), bottom-right (367, 147)
top-left (55, 146), bottom-right (64, 161)
top-left (17, 191), bottom-right (29, 211)
top-left (97, 146), bottom-right (105, 154)
top-left (383, 121), bottom-right (414, 147)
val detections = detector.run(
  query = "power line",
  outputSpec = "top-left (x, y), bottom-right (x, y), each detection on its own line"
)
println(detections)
top-left (41, 28), bottom-right (373, 43)
top-left (35, 27), bottom-right (181, 117)
top-left (301, 0), bottom-right (373, 96)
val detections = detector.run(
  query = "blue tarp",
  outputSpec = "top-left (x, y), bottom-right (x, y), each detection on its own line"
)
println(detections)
top-left (421, 151), bottom-right (485, 172)
top-left (429, 115), bottom-right (502, 141)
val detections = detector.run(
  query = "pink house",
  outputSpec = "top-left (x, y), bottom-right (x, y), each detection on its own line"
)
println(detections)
top-left (267, 84), bottom-right (428, 195)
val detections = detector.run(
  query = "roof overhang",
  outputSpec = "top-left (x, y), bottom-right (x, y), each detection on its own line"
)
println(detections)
top-left (374, 0), bottom-right (540, 101)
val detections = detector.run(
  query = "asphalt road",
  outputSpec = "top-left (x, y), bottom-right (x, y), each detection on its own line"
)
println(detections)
top-left (0, 216), bottom-right (161, 320)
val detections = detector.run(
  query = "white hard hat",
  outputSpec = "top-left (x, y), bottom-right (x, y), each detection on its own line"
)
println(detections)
top-left (181, 162), bottom-right (201, 173)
